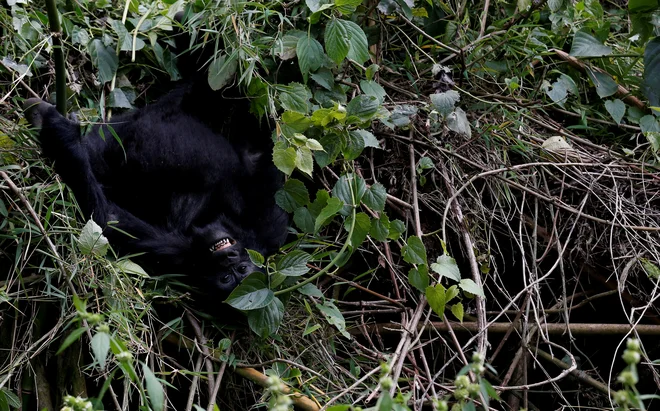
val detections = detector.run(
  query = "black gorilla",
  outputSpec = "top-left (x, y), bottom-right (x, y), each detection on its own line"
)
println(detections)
top-left (24, 43), bottom-right (288, 301)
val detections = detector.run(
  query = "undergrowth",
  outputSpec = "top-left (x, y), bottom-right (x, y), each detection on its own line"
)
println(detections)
top-left (1, 0), bottom-right (660, 409)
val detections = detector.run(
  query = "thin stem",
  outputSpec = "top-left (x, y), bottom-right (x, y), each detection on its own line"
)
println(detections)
top-left (44, 0), bottom-right (66, 114)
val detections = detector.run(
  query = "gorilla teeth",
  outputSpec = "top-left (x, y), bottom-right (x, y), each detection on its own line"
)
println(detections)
top-left (209, 238), bottom-right (233, 252)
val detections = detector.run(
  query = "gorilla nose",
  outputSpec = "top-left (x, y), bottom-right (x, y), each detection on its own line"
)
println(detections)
top-left (226, 250), bottom-right (240, 261)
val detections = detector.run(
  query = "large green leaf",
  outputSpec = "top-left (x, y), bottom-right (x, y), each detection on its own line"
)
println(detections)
top-left (87, 39), bottom-right (118, 84)
top-left (297, 36), bottom-right (324, 77)
top-left (362, 183), bottom-right (387, 212)
top-left (586, 68), bottom-right (618, 98)
top-left (225, 276), bottom-right (274, 310)
top-left (346, 95), bottom-right (379, 123)
top-left (430, 90), bottom-right (460, 117)
top-left (315, 197), bottom-right (343, 231)
top-left (426, 284), bottom-right (446, 318)
top-left (459, 278), bottom-right (485, 297)
top-left (402, 235), bottom-right (427, 265)
top-left (604, 99), bottom-right (626, 124)
top-left (339, 20), bottom-right (370, 64)
top-left (276, 250), bottom-right (311, 276)
top-left (78, 219), bottom-right (109, 257)
top-left (272, 143), bottom-right (297, 175)
top-left (430, 254), bottom-right (461, 282)
top-left (643, 37), bottom-right (660, 107)
top-left (275, 178), bottom-right (310, 212)
top-left (316, 301), bottom-right (350, 338)
top-left (569, 31), bottom-right (612, 57)
top-left (247, 297), bottom-right (284, 337)
top-left (91, 332), bottom-right (110, 370)
top-left (629, 0), bottom-right (659, 13)
top-left (408, 264), bottom-right (429, 292)
top-left (279, 83), bottom-right (311, 114)
top-left (344, 212), bottom-right (371, 247)
top-left (325, 18), bottom-right (350, 64)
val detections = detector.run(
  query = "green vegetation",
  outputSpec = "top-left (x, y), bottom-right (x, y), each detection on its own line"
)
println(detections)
top-left (1, 0), bottom-right (660, 409)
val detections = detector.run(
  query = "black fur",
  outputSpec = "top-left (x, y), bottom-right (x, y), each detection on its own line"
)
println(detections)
top-left (24, 69), bottom-right (287, 303)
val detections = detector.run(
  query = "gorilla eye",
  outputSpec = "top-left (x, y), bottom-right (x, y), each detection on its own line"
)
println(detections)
top-left (219, 274), bottom-right (232, 284)
top-left (237, 265), bottom-right (248, 274)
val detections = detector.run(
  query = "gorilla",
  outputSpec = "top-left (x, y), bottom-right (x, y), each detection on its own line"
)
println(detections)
top-left (23, 35), bottom-right (288, 302)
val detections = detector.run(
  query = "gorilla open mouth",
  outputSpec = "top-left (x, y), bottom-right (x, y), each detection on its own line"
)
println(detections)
top-left (209, 237), bottom-right (235, 252)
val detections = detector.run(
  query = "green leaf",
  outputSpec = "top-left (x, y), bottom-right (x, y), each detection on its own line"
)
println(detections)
top-left (275, 179), bottom-right (310, 213)
top-left (408, 264), bottom-right (429, 292)
top-left (282, 111), bottom-right (313, 133)
top-left (360, 80), bottom-right (387, 104)
top-left (545, 74), bottom-right (578, 107)
top-left (362, 183), bottom-right (387, 212)
top-left (402, 236), bottom-right (427, 265)
top-left (643, 37), bottom-right (660, 107)
top-left (316, 301), bottom-right (350, 339)
top-left (569, 31), bottom-right (612, 57)
top-left (352, 129), bottom-right (380, 148)
top-left (142, 363), bottom-right (165, 411)
top-left (640, 115), bottom-right (660, 133)
top-left (0, 389), bottom-right (20, 409)
top-left (310, 69), bottom-right (334, 91)
top-left (347, 95), bottom-right (379, 123)
top-left (445, 284), bottom-right (460, 303)
top-left (426, 284), bottom-right (446, 318)
top-left (306, 0), bottom-right (332, 13)
top-left (276, 250), bottom-right (311, 276)
top-left (110, 18), bottom-right (145, 52)
top-left (418, 157), bottom-right (434, 171)
top-left (309, 189), bottom-right (330, 217)
top-left (343, 129), bottom-right (365, 160)
top-left (325, 18), bottom-right (350, 64)
top-left (296, 146), bottom-right (314, 176)
top-left (279, 83), bottom-right (311, 114)
top-left (336, 0), bottom-right (362, 14)
top-left (315, 197), bottom-right (344, 231)
top-left (298, 283), bottom-right (324, 298)
top-left (629, 0), bottom-right (659, 13)
top-left (91, 331), bottom-right (110, 370)
top-left (345, 212), bottom-right (371, 247)
top-left (365, 64), bottom-right (379, 81)
top-left (247, 297), bottom-right (284, 337)
top-left (152, 43), bottom-right (181, 81)
top-left (56, 327), bottom-right (87, 355)
top-left (447, 107), bottom-right (471, 137)
top-left (297, 36), bottom-right (324, 78)
top-left (340, 20), bottom-right (370, 64)
top-left (293, 207), bottom-right (315, 233)
top-left (430, 91), bottom-right (460, 117)
top-left (646, 131), bottom-right (660, 153)
top-left (604, 99), bottom-right (626, 124)
top-left (108, 88), bottom-right (132, 109)
top-left (451, 302), bottom-right (464, 322)
top-left (116, 259), bottom-right (148, 277)
top-left (388, 219), bottom-right (405, 240)
top-left (333, 174), bottom-right (355, 206)
top-left (369, 213), bottom-right (390, 242)
top-left (430, 254), bottom-right (461, 282)
top-left (225, 275), bottom-right (274, 310)
top-left (208, 53), bottom-right (238, 91)
top-left (87, 39), bottom-right (118, 84)
top-left (247, 249), bottom-right (265, 268)
top-left (78, 219), bottom-right (109, 257)
top-left (459, 278), bottom-right (485, 297)
top-left (641, 258), bottom-right (660, 280)
top-left (272, 143), bottom-right (297, 175)
top-left (586, 68), bottom-right (618, 98)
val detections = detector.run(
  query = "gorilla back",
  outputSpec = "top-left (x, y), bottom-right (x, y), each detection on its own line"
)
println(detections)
top-left (24, 78), bottom-right (288, 303)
